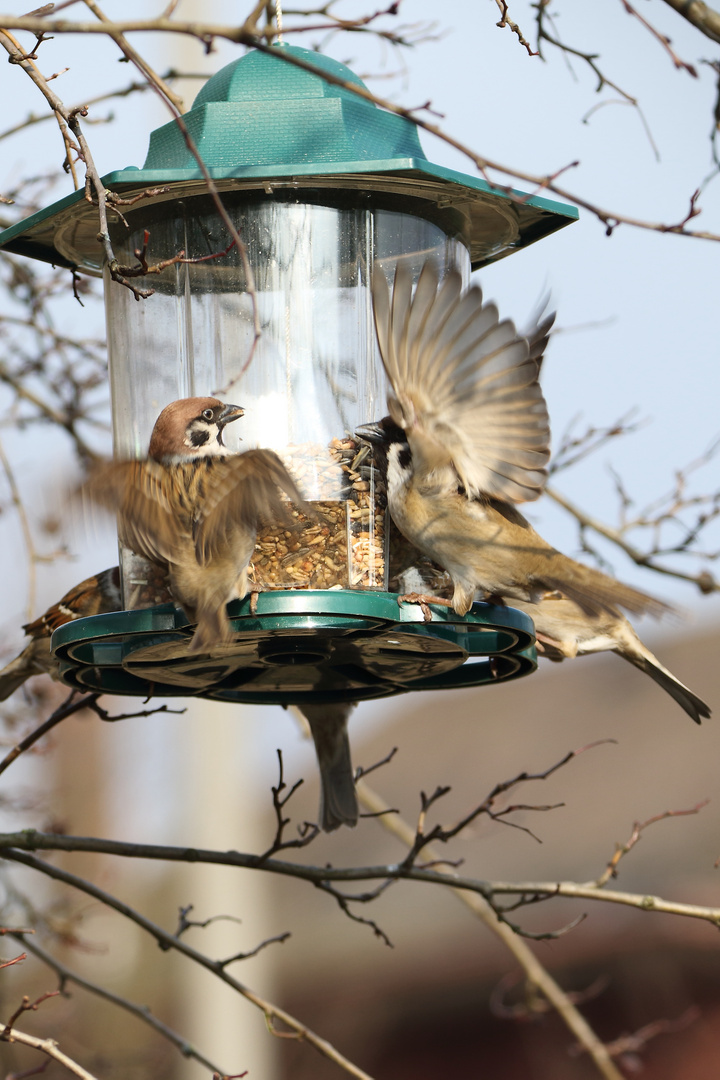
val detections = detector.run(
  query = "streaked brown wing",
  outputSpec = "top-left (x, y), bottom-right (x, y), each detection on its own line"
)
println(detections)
top-left (192, 449), bottom-right (306, 566)
top-left (22, 567), bottom-right (121, 637)
top-left (83, 459), bottom-right (187, 565)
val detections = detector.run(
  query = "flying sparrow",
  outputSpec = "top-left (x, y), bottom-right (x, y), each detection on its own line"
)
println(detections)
top-left (84, 397), bottom-right (306, 654)
top-left (361, 262), bottom-right (710, 723)
top-left (0, 567), bottom-right (122, 701)
top-left (292, 702), bottom-right (358, 831)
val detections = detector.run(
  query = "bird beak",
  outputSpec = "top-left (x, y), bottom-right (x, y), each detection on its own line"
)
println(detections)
top-left (218, 403), bottom-right (244, 426)
top-left (355, 421), bottom-right (384, 445)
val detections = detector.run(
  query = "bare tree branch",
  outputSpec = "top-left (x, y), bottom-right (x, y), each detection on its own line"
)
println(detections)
top-left (354, 780), bottom-right (625, 1080)
top-left (0, 15), bottom-right (719, 242)
top-left (660, 0), bottom-right (720, 45)
top-left (10, 931), bottom-right (227, 1075)
top-left (1, 849), bottom-right (377, 1080)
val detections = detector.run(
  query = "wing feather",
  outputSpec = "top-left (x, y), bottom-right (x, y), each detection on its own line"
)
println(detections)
top-left (192, 449), bottom-right (306, 566)
top-left (372, 261), bottom-right (554, 503)
top-left (84, 459), bottom-right (186, 565)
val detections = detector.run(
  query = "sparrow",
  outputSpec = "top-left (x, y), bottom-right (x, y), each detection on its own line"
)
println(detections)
top-left (83, 397), bottom-right (306, 654)
top-left (292, 702), bottom-right (358, 832)
top-left (361, 261), bottom-right (710, 723)
top-left (0, 567), bottom-right (122, 701)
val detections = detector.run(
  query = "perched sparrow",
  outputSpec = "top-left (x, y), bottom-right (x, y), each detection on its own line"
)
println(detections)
top-left (0, 567), bottom-right (122, 701)
top-left (84, 397), bottom-right (305, 654)
top-left (293, 702), bottom-right (358, 832)
top-left (362, 262), bottom-right (710, 723)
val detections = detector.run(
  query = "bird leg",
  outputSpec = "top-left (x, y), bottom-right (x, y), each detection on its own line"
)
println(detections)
top-left (246, 582), bottom-right (264, 616)
top-left (397, 592), bottom-right (455, 623)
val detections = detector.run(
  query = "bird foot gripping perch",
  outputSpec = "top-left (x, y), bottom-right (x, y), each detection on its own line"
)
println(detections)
top-left (396, 592), bottom-right (454, 623)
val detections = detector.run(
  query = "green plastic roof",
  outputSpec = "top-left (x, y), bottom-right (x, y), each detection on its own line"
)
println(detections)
top-left (0, 44), bottom-right (577, 273)
top-left (142, 45), bottom-right (426, 170)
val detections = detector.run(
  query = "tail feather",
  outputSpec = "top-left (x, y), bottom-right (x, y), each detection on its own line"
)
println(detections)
top-left (0, 642), bottom-right (51, 701)
top-left (187, 605), bottom-right (234, 654)
top-left (299, 703), bottom-right (359, 831)
top-left (615, 637), bottom-right (710, 724)
top-left (0, 650), bottom-right (36, 701)
top-left (540, 566), bottom-right (671, 621)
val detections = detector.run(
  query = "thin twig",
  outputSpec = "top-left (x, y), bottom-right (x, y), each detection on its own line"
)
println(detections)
top-left (1, 850), bottom-right (376, 1080)
top-left (11, 932), bottom-right (226, 1074)
top-left (0, 432), bottom-right (38, 621)
top-left (354, 779), bottom-right (624, 1080)
top-left (0, 1022), bottom-right (100, 1080)
top-left (0, 692), bottom-right (99, 779)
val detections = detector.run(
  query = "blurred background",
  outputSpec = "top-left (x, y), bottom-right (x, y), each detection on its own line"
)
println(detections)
top-left (1, 2), bottom-right (720, 1077)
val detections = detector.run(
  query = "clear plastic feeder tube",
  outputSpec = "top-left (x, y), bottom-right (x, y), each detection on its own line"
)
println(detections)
top-left (104, 192), bottom-right (470, 607)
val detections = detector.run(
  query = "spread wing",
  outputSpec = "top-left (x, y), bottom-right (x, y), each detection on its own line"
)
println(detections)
top-left (523, 297), bottom-right (555, 373)
top-left (83, 459), bottom-right (188, 566)
top-left (192, 449), bottom-right (306, 566)
top-left (372, 261), bottom-right (552, 503)
top-left (85, 451), bottom-right (306, 569)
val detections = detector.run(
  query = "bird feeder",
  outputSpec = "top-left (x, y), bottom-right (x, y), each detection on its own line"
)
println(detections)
top-left (0, 44), bottom-right (577, 705)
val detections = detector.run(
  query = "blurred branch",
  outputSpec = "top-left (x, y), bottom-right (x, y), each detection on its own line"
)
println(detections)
top-left (533, 1), bottom-right (661, 158)
top-left (2, 850), bottom-right (377, 1080)
top-left (545, 415), bottom-right (720, 592)
top-left (354, 779), bottom-right (624, 1080)
top-left (0, 354), bottom-right (104, 463)
top-left (0, 17), bottom-right (719, 241)
top-left (0, 692), bottom-right (99, 780)
top-left (0, 72), bottom-right (207, 144)
top-left (0, 1024), bottom-right (98, 1078)
top-left (545, 484), bottom-right (719, 594)
top-left (11, 931), bottom-right (226, 1074)
top-left (0, 432), bottom-right (38, 620)
top-left (573, 1006), bottom-right (700, 1070)
top-left (660, 0), bottom-right (720, 44)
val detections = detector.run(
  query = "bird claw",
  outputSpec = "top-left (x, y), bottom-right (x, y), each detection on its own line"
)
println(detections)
top-left (397, 592), bottom-right (453, 623)
top-left (246, 583), bottom-right (263, 616)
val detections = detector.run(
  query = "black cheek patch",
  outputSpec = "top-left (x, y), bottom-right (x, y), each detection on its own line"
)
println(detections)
top-left (190, 429), bottom-right (210, 448)
top-left (398, 445), bottom-right (413, 471)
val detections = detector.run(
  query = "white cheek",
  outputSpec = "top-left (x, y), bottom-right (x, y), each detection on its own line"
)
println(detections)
top-left (182, 427), bottom-right (231, 458)
top-left (193, 442), bottom-right (231, 459)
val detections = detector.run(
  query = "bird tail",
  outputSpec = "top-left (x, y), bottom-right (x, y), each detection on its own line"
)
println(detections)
top-left (0, 645), bottom-right (40, 701)
top-left (187, 605), bottom-right (234, 654)
top-left (540, 565), bottom-right (672, 621)
top-left (297, 703), bottom-right (359, 832)
top-left (614, 629), bottom-right (710, 724)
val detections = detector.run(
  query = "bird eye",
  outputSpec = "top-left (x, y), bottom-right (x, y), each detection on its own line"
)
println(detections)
top-left (202, 409), bottom-right (214, 421)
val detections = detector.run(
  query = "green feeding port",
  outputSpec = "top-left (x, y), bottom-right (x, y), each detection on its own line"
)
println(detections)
top-left (0, 43), bottom-right (572, 704)
top-left (51, 591), bottom-right (537, 705)
top-left (0, 43), bottom-right (577, 273)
